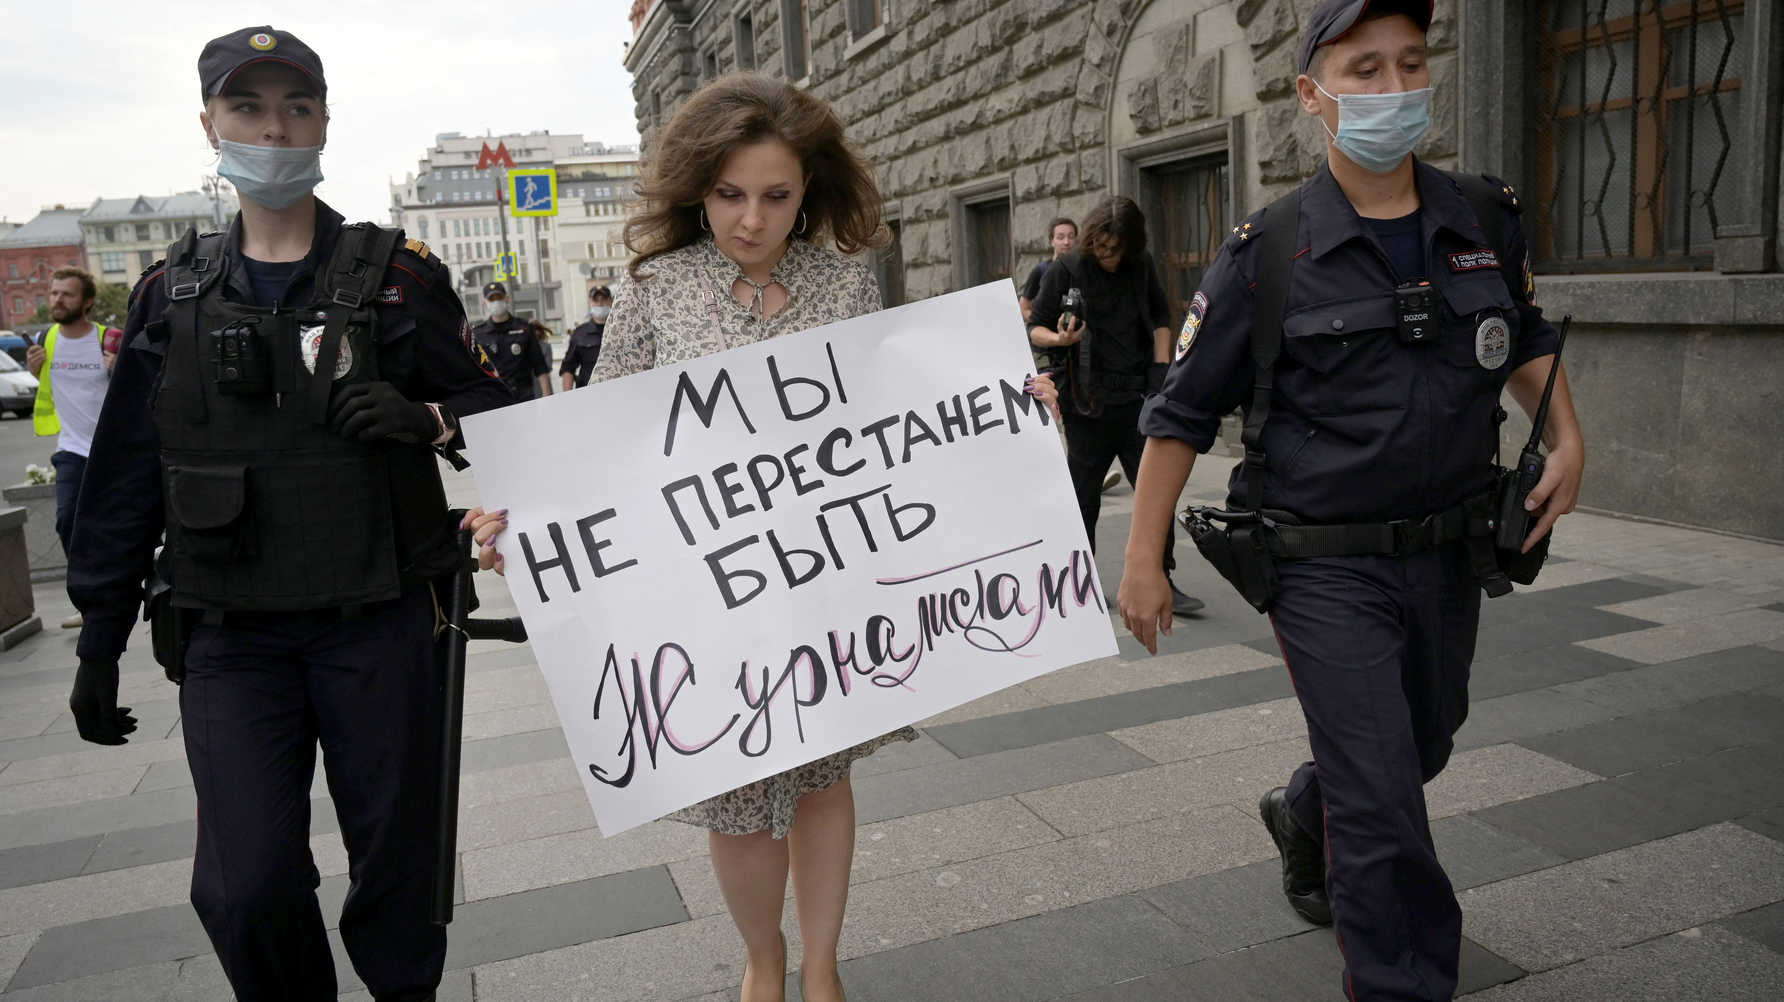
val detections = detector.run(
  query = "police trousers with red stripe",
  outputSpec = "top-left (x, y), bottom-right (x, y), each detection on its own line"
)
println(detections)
top-left (1273, 544), bottom-right (1478, 1001)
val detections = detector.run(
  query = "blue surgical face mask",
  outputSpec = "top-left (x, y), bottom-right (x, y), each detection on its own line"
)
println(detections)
top-left (1313, 80), bottom-right (1432, 173)
top-left (216, 139), bottom-right (324, 210)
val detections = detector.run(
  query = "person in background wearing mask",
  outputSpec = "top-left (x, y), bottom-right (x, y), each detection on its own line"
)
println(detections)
top-left (471, 280), bottom-right (551, 402)
top-left (1118, 3), bottom-right (1583, 998)
top-left (561, 284), bottom-right (610, 390)
top-left (61, 26), bottom-right (511, 1001)
top-left (26, 266), bottom-right (119, 630)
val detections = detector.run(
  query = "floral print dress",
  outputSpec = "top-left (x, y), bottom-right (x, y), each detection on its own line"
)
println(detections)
top-left (591, 236), bottom-right (918, 838)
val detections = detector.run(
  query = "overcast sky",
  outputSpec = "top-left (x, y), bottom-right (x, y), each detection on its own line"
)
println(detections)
top-left (0, 1), bottom-right (642, 227)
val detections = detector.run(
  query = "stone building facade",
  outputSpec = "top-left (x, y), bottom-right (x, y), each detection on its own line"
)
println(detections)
top-left (624, 0), bottom-right (1784, 540)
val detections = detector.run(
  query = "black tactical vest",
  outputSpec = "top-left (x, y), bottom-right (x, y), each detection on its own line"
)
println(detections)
top-left (152, 223), bottom-right (421, 612)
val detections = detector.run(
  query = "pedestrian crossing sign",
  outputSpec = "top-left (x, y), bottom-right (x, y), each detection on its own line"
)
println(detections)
top-left (507, 169), bottom-right (559, 217)
top-left (494, 252), bottom-right (517, 280)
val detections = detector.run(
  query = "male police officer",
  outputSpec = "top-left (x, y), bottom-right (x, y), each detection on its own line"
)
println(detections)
top-left (471, 280), bottom-right (550, 402)
top-left (1118, 3), bottom-right (1584, 999)
top-left (560, 284), bottom-right (610, 390)
top-left (64, 26), bottom-right (510, 1001)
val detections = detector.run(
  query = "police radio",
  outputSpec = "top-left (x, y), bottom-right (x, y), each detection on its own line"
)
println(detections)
top-left (1394, 280), bottom-right (1439, 344)
top-left (1494, 314), bottom-right (1571, 554)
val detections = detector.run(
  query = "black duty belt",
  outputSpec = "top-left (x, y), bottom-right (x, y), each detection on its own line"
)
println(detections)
top-left (1268, 501), bottom-right (1490, 559)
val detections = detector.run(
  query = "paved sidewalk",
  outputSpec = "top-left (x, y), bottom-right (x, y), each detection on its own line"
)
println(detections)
top-left (0, 454), bottom-right (1781, 1000)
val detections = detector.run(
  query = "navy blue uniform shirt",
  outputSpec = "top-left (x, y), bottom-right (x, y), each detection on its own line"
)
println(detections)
top-left (1140, 161), bottom-right (1559, 525)
top-left (68, 201), bottom-right (512, 664)
top-left (472, 315), bottom-right (549, 397)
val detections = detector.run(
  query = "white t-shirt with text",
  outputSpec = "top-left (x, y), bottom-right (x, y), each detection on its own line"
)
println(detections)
top-left (48, 326), bottom-right (108, 458)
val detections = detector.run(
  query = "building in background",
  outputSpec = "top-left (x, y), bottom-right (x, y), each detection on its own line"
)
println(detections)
top-left (79, 190), bottom-right (237, 289)
top-left (0, 209), bottom-right (85, 328)
top-left (624, 0), bottom-right (1784, 539)
top-left (389, 131), bottom-right (595, 329)
top-left (551, 147), bottom-right (642, 308)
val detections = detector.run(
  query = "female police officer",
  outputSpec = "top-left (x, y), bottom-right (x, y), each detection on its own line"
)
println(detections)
top-left (1119, 3), bottom-right (1584, 999)
top-left (64, 26), bottom-right (509, 1002)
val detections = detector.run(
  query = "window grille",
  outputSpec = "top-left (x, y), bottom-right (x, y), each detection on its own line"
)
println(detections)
top-left (1534, 0), bottom-right (1745, 270)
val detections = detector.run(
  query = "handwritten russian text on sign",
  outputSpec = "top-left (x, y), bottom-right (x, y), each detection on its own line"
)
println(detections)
top-left (461, 282), bottom-right (1117, 835)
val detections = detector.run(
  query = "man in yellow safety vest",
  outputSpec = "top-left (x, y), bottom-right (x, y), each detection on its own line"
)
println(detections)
top-left (26, 266), bottom-right (117, 629)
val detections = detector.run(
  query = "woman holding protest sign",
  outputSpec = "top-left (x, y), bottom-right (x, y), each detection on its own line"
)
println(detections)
top-left (465, 73), bottom-right (1055, 1002)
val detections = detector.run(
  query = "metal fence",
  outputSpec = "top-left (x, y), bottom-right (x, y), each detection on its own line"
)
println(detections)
top-left (1533, 0), bottom-right (1746, 271)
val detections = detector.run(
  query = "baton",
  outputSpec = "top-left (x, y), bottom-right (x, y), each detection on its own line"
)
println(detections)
top-left (431, 529), bottom-right (475, 925)
top-left (431, 525), bottom-right (531, 925)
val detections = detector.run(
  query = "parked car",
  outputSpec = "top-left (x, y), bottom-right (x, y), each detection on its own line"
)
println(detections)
top-left (0, 351), bottom-right (37, 419)
top-left (0, 330), bottom-right (27, 367)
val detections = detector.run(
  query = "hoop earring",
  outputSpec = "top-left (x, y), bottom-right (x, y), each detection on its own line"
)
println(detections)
top-left (796, 210), bottom-right (809, 236)
top-left (699, 209), bottom-right (711, 232)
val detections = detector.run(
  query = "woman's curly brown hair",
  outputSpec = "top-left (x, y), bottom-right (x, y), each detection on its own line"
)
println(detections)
top-left (626, 72), bottom-right (886, 280)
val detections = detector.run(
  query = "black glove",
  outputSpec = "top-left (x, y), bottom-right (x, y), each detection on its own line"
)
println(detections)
top-left (70, 659), bottom-right (137, 745)
top-left (1147, 362), bottom-right (1170, 394)
top-left (328, 382), bottom-right (438, 444)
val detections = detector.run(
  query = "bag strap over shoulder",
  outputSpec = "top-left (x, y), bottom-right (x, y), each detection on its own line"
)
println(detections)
top-left (306, 223), bottom-right (402, 424)
top-left (1240, 188), bottom-right (1302, 512)
top-left (163, 229), bottom-right (231, 424)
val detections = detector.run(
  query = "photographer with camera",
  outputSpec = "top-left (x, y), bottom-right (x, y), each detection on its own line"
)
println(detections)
top-left (1115, 4), bottom-right (1584, 999)
top-left (1030, 196), bottom-right (1202, 618)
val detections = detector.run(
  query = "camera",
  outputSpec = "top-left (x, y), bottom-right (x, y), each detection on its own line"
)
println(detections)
top-left (1059, 287), bottom-right (1084, 333)
top-left (209, 319), bottom-right (272, 396)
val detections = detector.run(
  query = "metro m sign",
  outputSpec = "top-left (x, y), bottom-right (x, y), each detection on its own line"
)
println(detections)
top-left (477, 142), bottom-right (516, 171)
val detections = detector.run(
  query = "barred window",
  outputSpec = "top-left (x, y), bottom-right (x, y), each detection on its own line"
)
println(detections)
top-left (1138, 154), bottom-right (1230, 331)
top-left (1534, 0), bottom-right (1746, 271)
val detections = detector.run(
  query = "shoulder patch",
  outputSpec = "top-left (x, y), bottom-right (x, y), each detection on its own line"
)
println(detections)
top-left (376, 285), bottom-right (404, 305)
top-left (403, 238), bottom-right (436, 262)
top-left (1176, 291), bottom-right (1209, 360)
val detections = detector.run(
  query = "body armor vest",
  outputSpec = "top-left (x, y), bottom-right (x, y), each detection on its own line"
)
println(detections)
top-left (152, 223), bottom-right (417, 612)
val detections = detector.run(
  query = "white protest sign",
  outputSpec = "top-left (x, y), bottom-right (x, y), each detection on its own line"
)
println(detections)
top-left (461, 281), bottom-right (1118, 835)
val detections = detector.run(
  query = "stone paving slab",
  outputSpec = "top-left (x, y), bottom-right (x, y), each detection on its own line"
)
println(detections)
top-left (1459, 823), bottom-right (1784, 972)
top-left (852, 733), bottom-right (1152, 825)
top-left (7, 902), bottom-right (206, 990)
top-left (831, 892), bottom-right (1212, 1002)
top-left (1517, 693), bottom-right (1784, 777)
top-left (1718, 900), bottom-right (1784, 954)
top-left (0, 840), bottom-right (96, 894)
top-left (1462, 925), bottom-right (1784, 1001)
top-left (1579, 608), bottom-right (1784, 664)
top-left (1430, 815), bottom-right (1567, 892)
top-left (461, 819), bottom-right (707, 902)
top-left (925, 666), bottom-right (1293, 759)
top-left (1019, 644), bottom-right (1281, 704)
top-left (1550, 644), bottom-right (1784, 714)
top-left (1057, 929), bottom-right (1524, 1001)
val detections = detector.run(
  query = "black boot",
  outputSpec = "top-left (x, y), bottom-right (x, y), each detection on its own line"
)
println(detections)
top-left (1260, 787), bottom-right (1332, 926)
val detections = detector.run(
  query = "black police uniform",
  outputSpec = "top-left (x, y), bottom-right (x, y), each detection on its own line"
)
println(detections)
top-left (1029, 250), bottom-right (1176, 576)
top-left (471, 301), bottom-right (548, 402)
top-left (560, 315), bottom-right (604, 388)
top-left (67, 200), bottom-right (510, 1001)
top-left (1141, 161), bottom-right (1558, 1001)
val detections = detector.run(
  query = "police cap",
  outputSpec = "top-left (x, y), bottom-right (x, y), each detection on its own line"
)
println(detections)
top-left (589, 285), bottom-right (611, 300)
top-left (483, 281), bottom-right (509, 299)
top-left (1298, 0), bottom-right (1432, 76)
top-left (199, 26), bottom-right (327, 102)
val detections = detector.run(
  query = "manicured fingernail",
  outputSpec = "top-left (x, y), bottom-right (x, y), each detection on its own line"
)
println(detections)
top-left (494, 508), bottom-right (509, 517)
top-left (481, 538), bottom-right (496, 550)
